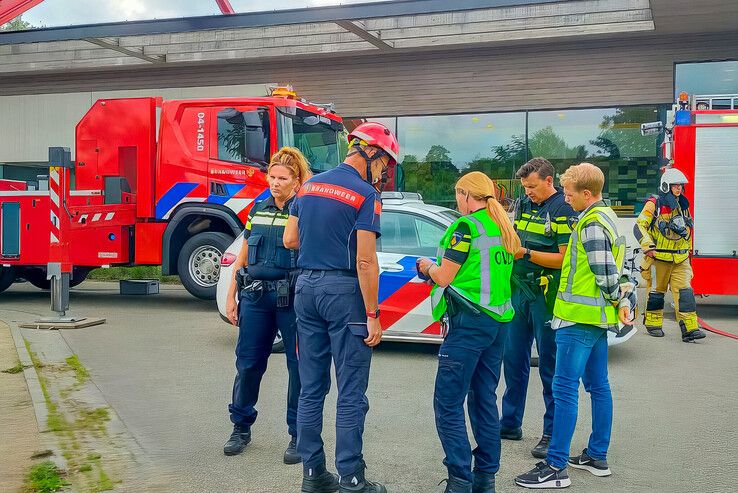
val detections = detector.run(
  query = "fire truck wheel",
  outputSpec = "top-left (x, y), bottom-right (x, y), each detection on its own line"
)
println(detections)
top-left (178, 232), bottom-right (233, 300)
top-left (0, 266), bottom-right (16, 293)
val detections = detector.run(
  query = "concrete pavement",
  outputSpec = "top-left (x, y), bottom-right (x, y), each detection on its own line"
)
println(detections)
top-left (1, 281), bottom-right (736, 493)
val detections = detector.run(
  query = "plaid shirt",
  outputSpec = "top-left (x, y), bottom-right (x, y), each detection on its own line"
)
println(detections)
top-left (553, 201), bottom-right (637, 331)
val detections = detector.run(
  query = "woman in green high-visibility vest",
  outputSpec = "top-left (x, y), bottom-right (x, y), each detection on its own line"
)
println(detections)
top-left (417, 171), bottom-right (521, 493)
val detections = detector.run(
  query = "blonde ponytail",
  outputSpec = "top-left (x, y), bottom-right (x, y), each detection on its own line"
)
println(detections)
top-left (269, 147), bottom-right (312, 185)
top-left (456, 171), bottom-right (521, 254)
top-left (486, 196), bottom-right (521, 254)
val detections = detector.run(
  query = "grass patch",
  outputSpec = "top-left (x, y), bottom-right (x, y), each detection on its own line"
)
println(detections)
top-left (87, 266), bottom-right (179, 283)
top-left (23, 339), bottom-right (119, 492)
top-left (23, 461), bottom-right (66, 493)
top-left (25, 341), bottom-right (69, 433)
top-left (65, 355), bottom-right (90, 385)
top-left (92, 466), bottom-right (114, 492)
top-left (75, 407), bottom-right (110, 435)
top-left (2, 360), bottom-right (30, 374)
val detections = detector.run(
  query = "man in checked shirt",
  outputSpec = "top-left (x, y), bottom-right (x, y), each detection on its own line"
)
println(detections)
top-left (515, 163), bottom-right (636, 490)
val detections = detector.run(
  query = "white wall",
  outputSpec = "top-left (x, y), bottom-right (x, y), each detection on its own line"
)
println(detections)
top-left (0, 83), bottom-right (273, 163)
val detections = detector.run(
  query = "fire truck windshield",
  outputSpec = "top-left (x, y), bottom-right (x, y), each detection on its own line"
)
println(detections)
top-left (277, 107), bottom-right (347, 174)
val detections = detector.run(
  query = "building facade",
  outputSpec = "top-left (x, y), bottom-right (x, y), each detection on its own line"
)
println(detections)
top-left (1, 0), bottom-right (737, 215)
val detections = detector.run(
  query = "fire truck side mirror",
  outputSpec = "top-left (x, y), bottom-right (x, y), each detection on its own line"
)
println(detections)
top-left (49, 147), bottom-right (72, 169)
top-left (640, 121), bottom-right (663, 136)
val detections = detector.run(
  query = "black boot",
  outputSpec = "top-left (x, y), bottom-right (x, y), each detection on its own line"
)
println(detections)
top-left (499, 427), bottom-right (522, 440)
top-left (531, 435), bottom-right (551, 459)
top-left (441, 475), bottom-right (472, 493)
top-left (284, 435), bottom-right (301, 465)
top-left (223, 424), bottom-right (251, 456)
top-left (646, 326), bottom-right (665, 337)
top-left (301, 465), bottom-right (339, 493)
top-left (680, 321), bottom-right (706, 342)
top-left (472, 470), bottom-right (495, 493)
top-left (339, 469), bottom-right (387, 493)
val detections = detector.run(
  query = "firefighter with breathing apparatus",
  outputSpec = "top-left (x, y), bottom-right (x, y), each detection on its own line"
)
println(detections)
top-left (634, 167), bottom-right (706, 342)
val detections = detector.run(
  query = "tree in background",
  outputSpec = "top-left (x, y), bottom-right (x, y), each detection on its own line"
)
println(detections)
top-left (1, 16), bottom-right (35, 31)
top-left (590, 107), bottom-right (658, 159)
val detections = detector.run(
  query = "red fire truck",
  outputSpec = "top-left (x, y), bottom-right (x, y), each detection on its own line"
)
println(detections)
top-left (645, 93), bottom-right (738, 296)
top-left (0, 89), bottom-right (346, 298)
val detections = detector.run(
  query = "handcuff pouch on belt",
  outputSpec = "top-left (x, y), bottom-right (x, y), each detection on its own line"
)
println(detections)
top-left (276, 279), bottom-right (290, 308)
top-left (235, 267), bottom-right (253, 298)
top-left (441, 288), bottom-right (481, 339)
top-left (512, 272), bottom-right (556, 309)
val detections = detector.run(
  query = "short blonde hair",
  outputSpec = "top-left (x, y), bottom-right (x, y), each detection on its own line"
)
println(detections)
top-left (560, 162), bottom-right (604, 195)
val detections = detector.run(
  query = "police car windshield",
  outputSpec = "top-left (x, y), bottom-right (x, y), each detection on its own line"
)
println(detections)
top-left (278, 108), bottom-right (346, 174)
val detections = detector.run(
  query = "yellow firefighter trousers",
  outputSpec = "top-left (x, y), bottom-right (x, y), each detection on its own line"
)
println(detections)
top-left (641, 257), bottom-right (699, 331)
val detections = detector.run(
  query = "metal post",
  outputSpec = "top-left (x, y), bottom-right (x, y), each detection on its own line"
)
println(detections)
top-left (47, 148), bottom-right (72, 319)
top-left (24, 147), bottom-right (104, 329)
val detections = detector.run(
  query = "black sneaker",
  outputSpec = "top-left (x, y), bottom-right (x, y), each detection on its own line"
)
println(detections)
top-left (338, 479), bottom-right (387, 493)
top-left (500, 427), bottom-right (523, 440)
top-left (302, 469), bottom-right (339, 493)
top-left (223, 424), bottom-right (251, 456)
top-left (568, 449), bottom-right (611, 477)
top-left (531, 435), bottom-right (551, 459)
top-left (514, 462), bottom-right (571, 489)
top-left (339, 476), bottom-right (387, 493)
top-left (284, 435), bottom-right (301, 465)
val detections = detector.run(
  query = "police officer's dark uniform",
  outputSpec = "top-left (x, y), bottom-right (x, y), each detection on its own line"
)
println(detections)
top-left (500, 189), bottom-right (576, 457)
top-left (290, 164), bottom-right (384, 493)
top-left (224, 195), bottom-right (301, 462)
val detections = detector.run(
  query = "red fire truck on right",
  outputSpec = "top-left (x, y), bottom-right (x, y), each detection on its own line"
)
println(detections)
top-left (642, 92), bottom-right (738, 296)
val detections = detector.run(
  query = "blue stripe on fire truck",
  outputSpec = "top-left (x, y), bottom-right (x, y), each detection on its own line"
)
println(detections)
top-left (155, 182), bottom-right (198, 219)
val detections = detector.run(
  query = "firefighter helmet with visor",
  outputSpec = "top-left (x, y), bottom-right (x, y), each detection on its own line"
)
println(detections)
top-left (659, 167), bottom-right (689, 194)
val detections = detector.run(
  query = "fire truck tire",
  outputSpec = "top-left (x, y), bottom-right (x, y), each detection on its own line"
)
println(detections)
top-left (178, 232), bottom-right (233, 300)
top-left (0, 266), bottom-right (16, 294)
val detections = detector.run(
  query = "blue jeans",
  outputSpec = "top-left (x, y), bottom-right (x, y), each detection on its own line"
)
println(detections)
top-left (229, 288), bottom-right (300, 437)
top-left (501, 285), bottom-right (557, 436)
top-left (434, 307), bottom-right (507, 482)
top-left (294, 271), bottom-right (372, 477)
top-left (546, 324), bottom-right (612, 469)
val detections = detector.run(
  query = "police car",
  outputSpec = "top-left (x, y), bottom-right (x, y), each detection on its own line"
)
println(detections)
top-left (216, 192), bottom-right (635, 349)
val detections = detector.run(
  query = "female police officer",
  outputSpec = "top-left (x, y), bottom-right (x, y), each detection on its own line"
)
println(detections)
top-left (417, 171), bottom-right (520, 493)
top-left (223, 147), bottom-right (311, 463)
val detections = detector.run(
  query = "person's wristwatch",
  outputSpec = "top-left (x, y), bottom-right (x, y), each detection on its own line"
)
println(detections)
top-left (366, 308), bottom-right (380, 319)
top-left (523, 248), bottom-right (532, 261)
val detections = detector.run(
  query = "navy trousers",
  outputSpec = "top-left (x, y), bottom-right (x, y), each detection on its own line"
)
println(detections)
top-left (434, 307), bottom-right (507, 482)
top-left (294, 271), bottom-right (372, 478)
top-left (229, 288), bottom-right (300, 437)
top-left (501, 285), bottom-right (557, 436)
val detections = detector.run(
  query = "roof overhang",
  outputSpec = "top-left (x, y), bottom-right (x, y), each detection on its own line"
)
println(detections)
top-left (0, 0), bottom-right (732, 76)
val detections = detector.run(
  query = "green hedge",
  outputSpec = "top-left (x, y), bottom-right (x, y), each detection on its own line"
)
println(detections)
top-left (87, 266), bottom-right (180, 284)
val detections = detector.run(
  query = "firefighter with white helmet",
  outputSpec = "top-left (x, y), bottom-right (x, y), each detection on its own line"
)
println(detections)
top-left (634, 167), bottom-right (706, 342)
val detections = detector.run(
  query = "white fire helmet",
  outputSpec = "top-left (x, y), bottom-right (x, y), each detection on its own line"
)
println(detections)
top-left (660, 167), bottom-right (689, 194)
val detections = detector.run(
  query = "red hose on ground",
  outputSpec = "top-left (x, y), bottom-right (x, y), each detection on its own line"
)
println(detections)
top-left (698, 317), bottom-right (738, 340)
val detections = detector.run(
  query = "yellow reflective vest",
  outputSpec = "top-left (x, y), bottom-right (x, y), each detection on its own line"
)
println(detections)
top-left (554, 204), bottom-right (625, 326)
